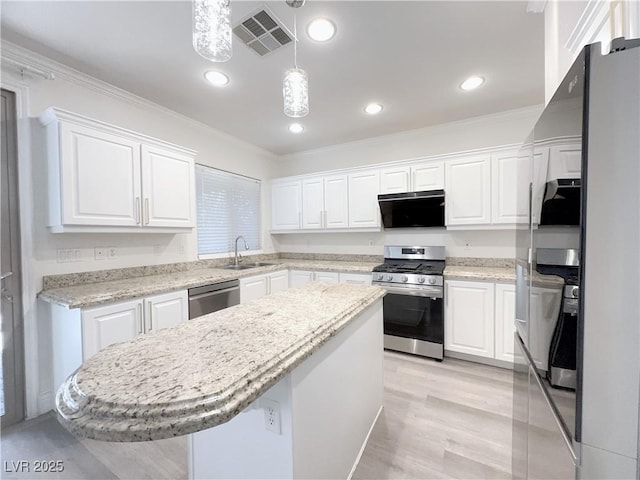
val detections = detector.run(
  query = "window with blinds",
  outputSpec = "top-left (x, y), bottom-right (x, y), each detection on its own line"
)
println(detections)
top-left (196, 164), bottom-right (261, 256)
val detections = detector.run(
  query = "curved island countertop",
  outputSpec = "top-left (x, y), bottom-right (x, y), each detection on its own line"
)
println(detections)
top-left (56, 282), bottom-right (385, 442)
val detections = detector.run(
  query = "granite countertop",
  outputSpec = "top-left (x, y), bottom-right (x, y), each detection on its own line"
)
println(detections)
top-left (39, 259), bottom-right (380, 309)
top-left (55, 282), bottom-right (386, 442)
top-left (444, 265), bottom-right (565, 288)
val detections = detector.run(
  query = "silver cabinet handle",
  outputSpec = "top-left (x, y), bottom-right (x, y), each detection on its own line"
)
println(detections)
top-left (144, 198), bottom-right (150, 225)
top-left (0, 271), bottom-right (13, 281)
top-left (135, 197), bottom-right (141, 224)
top-left (147, 301), bottom-right (153, 332)
top-left (298, 211), bottom-right (302, 228)
top-left (137, 304), bottom-right (143, 334)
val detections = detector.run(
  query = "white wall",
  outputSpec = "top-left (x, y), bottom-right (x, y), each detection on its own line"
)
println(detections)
top-left (274, 106), bottom-right (544, 259)
top-left (544, 0), bottom-right (639, 103)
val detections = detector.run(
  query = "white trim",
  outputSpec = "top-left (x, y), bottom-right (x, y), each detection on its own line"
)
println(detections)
top-left (526, 0), bottom-right (548, 14)
top-left (1, 76), bottom-right (40, 418)
top-left (565, 0), bottom-right (612, 56)
top-left (0, 41), bottom-right (273, 158)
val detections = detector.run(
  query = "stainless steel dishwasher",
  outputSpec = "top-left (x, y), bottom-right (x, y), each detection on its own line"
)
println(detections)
top-left (188, 279), bottom-right (240, 319)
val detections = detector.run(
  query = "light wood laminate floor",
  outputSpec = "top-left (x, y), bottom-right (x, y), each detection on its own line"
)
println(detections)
top-left (1, 352), bottom-right (513, 479)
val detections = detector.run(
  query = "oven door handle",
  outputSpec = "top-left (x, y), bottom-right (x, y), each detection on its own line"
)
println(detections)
top-left (381, 285), bottom-right (443, 298)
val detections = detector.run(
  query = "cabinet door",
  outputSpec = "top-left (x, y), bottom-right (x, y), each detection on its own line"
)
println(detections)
top-left (348, 171), bottom-right (381, 228)
top-left (531, 147), bottom-right (550, 225)
top-left (240, 275), bottom-right (269, 303)
top-left (314, 271), bottom-right (339, 283)
top-left (59, 122), bottom-right (141, 227)
top-left (289, 270), bottom-right (314, 288)
top-left (272, 180), bottom-right (302, 230)
top-left (146, 290), bottom-right (188, 332)
top-left (412, 162), bottom-right (444, 190)
top-left (268, 270), bottom-right (289, 295)
top-left (82, 299), bottom-right (143, 360)
top-left (445, 155), bottom-right (491, 226)
top-left (445, 280), bottom-right (495, 358)
top-left (339, 273), bottom-right (372, 285)
top-left (302, 177), bottom-right (324, 229)
top-left (491, 151), bottom-right (529, 224)
top-left (547, 143), bottom-right (581, 180)
top-left (379, 167), bottom-right (409, 194)
top-left (495, 283), bottom-right (518, 362)
top-left (324, 174), bottom-right (349, 228)
top-left (529, 287), bottom-right (562, 371)
top-left (141, 145), bottom-right (195, 228)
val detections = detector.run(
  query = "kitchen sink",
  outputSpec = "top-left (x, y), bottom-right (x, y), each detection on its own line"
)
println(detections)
top-left (221, 262), bottom-right (275, 270)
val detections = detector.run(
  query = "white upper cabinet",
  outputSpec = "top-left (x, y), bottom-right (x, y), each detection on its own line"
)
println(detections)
top-left (531, 147), bottom-right (550, 225)
top-left (547, 143), bottom-right (582, 180)
top-left (379, 161), bottom-right (444, 194)
top-left (271, 179), bottom-right (302, 231)
top-left (301, 174), bottom-right (349, 230)
top-left (348, 170), bottom-right (380, 228)
top-left (141, 145), bottom-right (195, 228)
top-left (379, 167), bottom-right (410, 194)
top-left (445, 155), bottom-right (492, 226)
top-left (324, 174), bottom-right (349, 228)
top-left (39, 107), bottom-right (196, 233)
top-left (491, 150), bottom-right (529, 224)
top-left (302, 177), bottom-right (324, 229)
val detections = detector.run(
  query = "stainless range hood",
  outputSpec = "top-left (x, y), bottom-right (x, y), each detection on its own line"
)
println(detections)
top-left (378, 190), bottom-right (445, 228)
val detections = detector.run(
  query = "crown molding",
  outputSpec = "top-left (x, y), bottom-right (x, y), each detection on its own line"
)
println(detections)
top-left (0, 41), bottom-right (276, 158)
top-left (566, 0), bottom-right (611, 56)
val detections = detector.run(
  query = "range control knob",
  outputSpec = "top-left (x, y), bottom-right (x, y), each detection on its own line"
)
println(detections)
top-left (418, 276), bottom-right (425, 284)
top-left (571, 286), bottom-right (579, 298)
top-left (427, 277), bottom-right (436, 285)
top-left (401, 275), bottom-right (408, 283)
top-left (375, 273), bottom-right (384, 281)
top-left (386, 274), bottom-right (393, 282)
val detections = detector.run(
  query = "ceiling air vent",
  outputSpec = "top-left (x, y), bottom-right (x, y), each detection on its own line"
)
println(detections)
top-left (233, 6), bottom-right (294, 57)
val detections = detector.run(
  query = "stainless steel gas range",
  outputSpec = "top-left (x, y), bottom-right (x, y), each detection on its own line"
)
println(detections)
top-left (372, 245), bottom-right (445, 360)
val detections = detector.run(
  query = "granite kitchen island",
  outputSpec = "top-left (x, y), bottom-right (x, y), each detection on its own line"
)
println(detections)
top-left (56, 282), bottom-right (385, 479)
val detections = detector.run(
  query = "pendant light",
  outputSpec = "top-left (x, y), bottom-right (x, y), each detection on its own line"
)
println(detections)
top-left (193, 0), bottom-right (232, 62)
top-left (283, 0), bottom-right (309, 118)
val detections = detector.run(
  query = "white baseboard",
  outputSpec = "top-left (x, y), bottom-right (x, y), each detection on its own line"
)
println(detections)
top-left (36, 391), bottom-right (54, 418)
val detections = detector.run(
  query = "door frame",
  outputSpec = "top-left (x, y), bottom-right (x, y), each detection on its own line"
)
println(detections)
top-left (1, 76), bottom-right (39, 419)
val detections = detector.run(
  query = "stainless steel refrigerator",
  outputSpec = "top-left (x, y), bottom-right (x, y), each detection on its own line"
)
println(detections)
top-left (513, 38), bottom-right (640, 479)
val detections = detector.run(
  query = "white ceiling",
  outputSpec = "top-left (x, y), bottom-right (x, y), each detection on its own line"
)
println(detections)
top-left (1, 1), bottom-right (544, 155)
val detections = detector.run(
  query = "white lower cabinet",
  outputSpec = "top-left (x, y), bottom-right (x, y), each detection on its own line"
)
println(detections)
top-left (82, 290), bottom-right (188, 360)
top-left (289, 269), bottom-right (340, 288)
top-left (240, 270), bottom-right (289, 303)
top-left (446, 280), bottom-right (562, 367)
top-left (495, 283), bottom-right (518, 362)
top-left (445, 280), bottom-right (495, 358)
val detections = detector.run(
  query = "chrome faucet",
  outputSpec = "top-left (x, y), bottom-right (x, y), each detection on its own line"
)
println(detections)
top-left (234, 236), bottom-right (250, 265)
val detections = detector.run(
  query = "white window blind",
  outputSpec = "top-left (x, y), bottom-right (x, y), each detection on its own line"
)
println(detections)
top-left (196, 164), bottom-right (261, 256)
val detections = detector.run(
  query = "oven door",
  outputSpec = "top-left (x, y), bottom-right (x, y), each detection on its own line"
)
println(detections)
top-left (381, 285), bottom-right (444, 344)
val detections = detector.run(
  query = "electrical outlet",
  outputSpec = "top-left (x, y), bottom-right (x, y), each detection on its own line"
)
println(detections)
top-left (94, 247), bottom-right (106, 260)
top-left (57, 248), bottom-right (83, 263)
top-left (262, 398), bottom-right (281, 434)
top-left (107, 247), bottom-right (117, 258)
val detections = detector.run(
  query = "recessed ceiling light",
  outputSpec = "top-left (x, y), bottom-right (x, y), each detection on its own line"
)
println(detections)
top-left (307, 18), bottom-right (336, 42)
top-left (204, 71), bottom-right (229, 87)
top-left (460, 76), bottom-right (484, 91)
top-left (364, 103), bottom-right (383, 115)
top-left (289, 123), bottom-right (304, 134)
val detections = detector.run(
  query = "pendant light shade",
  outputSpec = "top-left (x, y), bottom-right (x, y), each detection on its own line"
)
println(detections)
top-left (193, 0), bottom-right (232, 62)
top-left (283, 0), bottom-right (309, 118)
top-left (283, 67), bottom-right (309, 118)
